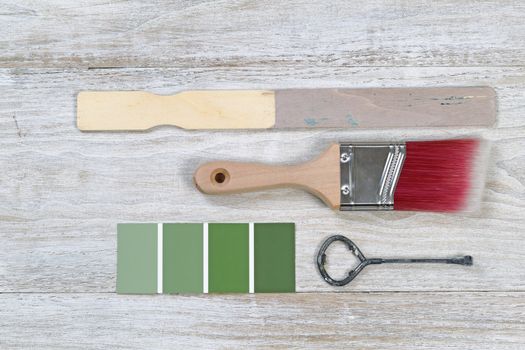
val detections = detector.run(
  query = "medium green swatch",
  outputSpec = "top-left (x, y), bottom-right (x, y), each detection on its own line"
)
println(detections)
top-left (208, 223), bottom-right (249, 293)
top-left (163, 223), bottom-right (203, 293)
top-left (254, 223), bottom-right (295, 292)
top-left (116, 223), bottom-right (157, 294)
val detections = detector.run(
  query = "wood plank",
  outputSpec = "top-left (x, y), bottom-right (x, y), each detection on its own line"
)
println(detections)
top-left (0, 292), bottom-right (523, 349)
top-left (1, 1), bottom-right (525, 68)
top-left (2, 1), bottom-right (524, 348)
top-left (0, 67), bottom-right (524, 292)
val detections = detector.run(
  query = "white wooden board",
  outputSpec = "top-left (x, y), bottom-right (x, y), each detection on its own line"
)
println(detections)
top-left (1, 293), bottom-right (524, 350)
top-left (1, 0), bottom-right (525, 348)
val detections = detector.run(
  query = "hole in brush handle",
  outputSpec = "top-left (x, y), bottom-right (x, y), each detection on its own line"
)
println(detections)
top-left (214, 172), bottom-right (226, 183)
top-left (211, 168), bottom-right (230, 186)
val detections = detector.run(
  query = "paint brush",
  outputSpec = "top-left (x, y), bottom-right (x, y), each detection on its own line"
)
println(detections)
top-left (77, 87), bottom-right (496, 130)
top-left (194, 138), bottom-right (489, 212)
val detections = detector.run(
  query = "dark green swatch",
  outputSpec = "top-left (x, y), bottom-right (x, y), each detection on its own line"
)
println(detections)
top-left (117, 223), bottom-right (157, 294)
top-left (208, 223), bottom-right (249, 293)
top-left (163, 223), bottom-right (203, 293)
top-left (254, 223), bottom-right (295, 292)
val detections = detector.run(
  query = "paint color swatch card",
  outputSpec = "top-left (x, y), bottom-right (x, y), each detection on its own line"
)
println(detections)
top-left (117, 223), bottom-right (295, 294)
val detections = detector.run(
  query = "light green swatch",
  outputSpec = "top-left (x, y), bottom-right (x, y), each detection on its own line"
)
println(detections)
top-left (163, 223), bottom-right (203, 293)
top-left (208, 223), bottom-right (249, 293)
top-left (116, 223), bottom-right (157, 294)
top-left (254, 223), bottom-right (295, 292)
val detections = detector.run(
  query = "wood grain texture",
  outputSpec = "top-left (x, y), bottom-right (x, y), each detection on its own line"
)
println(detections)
top-left (77, 87), bottom-right (496, 130)
top-left (1, 0), bottom-right (525, 68)
top-left (77, 90), bottom-right (275, 130)
top-left (1, 293), bottom-right (524, 349)
top-left (194, 144), bottom-right (341, 209)
top-left (274, 87), bottom-right (496, 128)
top-left (2, 0), bottom-right (525, 348)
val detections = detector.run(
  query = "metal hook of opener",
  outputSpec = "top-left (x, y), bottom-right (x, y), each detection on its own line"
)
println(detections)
top-left (316, 235), bottom-right (473, 286)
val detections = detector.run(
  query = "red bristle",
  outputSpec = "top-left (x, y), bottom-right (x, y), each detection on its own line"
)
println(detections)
top-left (394, 139), bottom-right (479, 212)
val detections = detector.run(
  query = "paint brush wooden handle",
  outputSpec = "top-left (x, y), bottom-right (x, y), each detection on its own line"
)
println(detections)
top-left (193, 144), bottom-right (341, 209)
top-left (77, 87), bottom-right (496, 130)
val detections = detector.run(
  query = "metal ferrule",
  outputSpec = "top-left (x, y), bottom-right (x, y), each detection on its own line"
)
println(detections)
top-left (339, 143), bottom-right (406, 211)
